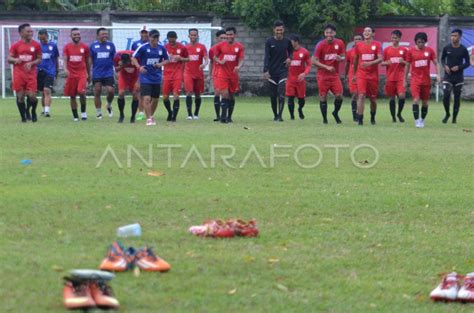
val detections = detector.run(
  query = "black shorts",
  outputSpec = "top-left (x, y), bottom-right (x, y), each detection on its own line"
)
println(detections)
top-left (37, 70), bottom-right (55, 91)
top-left (268, 72), bottom-right (288, 85)
top-left (141, 84), bottom-right (161, 98)
top-left (92, 77), bottom-right (115, 87)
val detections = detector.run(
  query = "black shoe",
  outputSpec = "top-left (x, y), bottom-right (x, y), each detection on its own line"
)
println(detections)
top-left (213, 117), bottom-right (220, 122)
top-left (228, 118), bottom-right (233, 123)
top-left (220, 118), bottom-right (228, 124)
top-left (298, 109), bottom-right (305, 120)
top-left (81, 117), bottom-right (87, 121)
top-left (332, 111), bottom-right (342, 124)
top-left (25, 111), bottom-right (31, 121)
top-left (358, 119), bottom-right (363, 126)
top-left (31, 112), bottom-right (37, 123)
top-left (442, 114), bottom-right (450, 124)
top-left (452, 119), bottom-right (457, 124)
top-left (21, 117), bottom-right (27, 123)
top-left (273, 116), bottom-right (279, 121)
top-left (278, 116), bottom-right (284, 122)
top-left (167, 114), bottom-right (173, 122)
top-left (371, 119), bottom-right (376, 125)
top-left (130, 117), bottom-right (135, 123)
top-left (392, 117), bottom-right (397, 123)
top-left (397, 114), bottom-right (405, 123)
top-left (45, 113), bottom-right (51, 118)
top-left (290, 115), bottom-right (295, 120)
top-left (118, 116), bottom-right (124, 123)
top-left (323, 118), bottom-right (328, 124)
top-left (41, 111), bottom-right (45, 116)
top-left (352, 113), bottom-right (358, 122)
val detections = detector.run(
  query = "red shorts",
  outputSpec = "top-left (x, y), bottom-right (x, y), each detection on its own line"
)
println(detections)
top-left (285, 80), bottom-right (306, 98)
top-left (411, 84), bottom-right (431, 101)
top-left (357, 78), bottom-right (379, 98)
top-left (163, 79), bottom-right (182, 96)
top-left (317, 76), bottom-right (343, 97)
top-left (13, 72), bottom-right (37, 93)
top-left (214, 76), bottom-right (240, 94)
top-left (384, 80), bottom-right (405, 97)
top-left (348, 76), bottom-right (357, 94)
top-left (64, 76), bottom-right (87, 97)
top-left (184, 75), bottom-right (204, 94)
top-left (118, 74), bottom-right (138, 93)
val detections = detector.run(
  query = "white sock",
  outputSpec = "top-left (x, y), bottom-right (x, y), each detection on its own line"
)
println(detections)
top-left (96, 108), bottom-right (102, 114)
top-left (44, 106), bottom-right (50, 113)
top-left (81, 112), bottom-right (87, 118)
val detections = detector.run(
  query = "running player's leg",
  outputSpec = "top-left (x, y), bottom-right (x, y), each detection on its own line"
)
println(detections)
top-left (397, 80), bottom-right (406, 123)
top-left (130, 81), bottom-right (140, 123)
top-left (318, 78), bottom-right (329, 124)
top-left (411, 84), bottom-right (421, 127)
top-left (286, 82), bottom-right (295, 120)
top-left (105, 78), bottom-right (115, 117)
top-left (193, 79), bottom-right (204, 118)
top-left (117, 89), bottom-right (126, 123)
top-left (171, 80), bottom-right (181, 122)
top-left (368, 80), bottom-right (378, 125)
top-left (356, 78), bottom-right (367, 125)
top-left (331, 79), bottom-right (343, 124)
top-left (162, 80), bottom-right (172, 121)
top-left (277, 79), bottom-right (286, 121)
top-left (93, 81), bottom-right (103, 118)
top-left (70, 96), bottom-right (79, 120)
top-left (26, 76), bottom-right (39, 122)
top-left (420, 85), bottom-right (430, 127)
top-left (43, 81), bottom-right (53, 117)
top-left (385, 81), bottom-right (397, 122)
top-left (184, 75), bottom-right (194, 119)
top-left (269, 80), bottom-right (278, 120)
top-left (452, 83), bottom-right (463, 123)
top-left (16, 89), bottom-right (27, 122)
top-left (442, 81), bottom-right (452, 123)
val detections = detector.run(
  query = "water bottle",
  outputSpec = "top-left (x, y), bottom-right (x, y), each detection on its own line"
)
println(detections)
top-left (117, 223), bottom-right (142, 237)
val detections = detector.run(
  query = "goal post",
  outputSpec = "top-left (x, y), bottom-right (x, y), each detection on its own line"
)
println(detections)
top-left (1, 24), bottom-right (222, 99)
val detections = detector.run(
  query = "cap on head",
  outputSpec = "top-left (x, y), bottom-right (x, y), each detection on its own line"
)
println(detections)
top-left (140, 25), bottom-right (148, 33)
top-left (149, 29), bottom-right (160, 38)
top-left (38, 29), bottom-right (48, 35)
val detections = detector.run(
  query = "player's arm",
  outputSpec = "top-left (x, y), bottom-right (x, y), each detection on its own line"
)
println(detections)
top-left (312, 56), bottom-right (333, 72)
top-left (459, 48), bottom-right (470, 71)
top-left (234, 49), bottom-right (245, 73)
top-left (440, 46), bottom-right (450, 75)
top-left (381, 49), bottom-right (390, 66)
top-left (298, 54), bottom-right (312, 81)
top-left (352, 56), bottom-right (358, 83)
top-left (364, 52), bottom-right (383, 67)
top-left (86, 53), bottom-right (91, 83)
top-left (404, 60), bottom-right (411, 88)
top-left (7, 51), bottom-right (21, 65)
top-left (263, 39), bottom-right (270, 78)
top-left (285, 39), bottom-right (293, 66)
top-left (201, 54), bottom-right (209, 69)
top-left (431, 53), bottom-right (441, 83)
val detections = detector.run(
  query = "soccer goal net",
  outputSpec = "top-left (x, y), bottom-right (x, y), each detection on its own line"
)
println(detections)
top-left (1, 23), bottom-right (221, 98)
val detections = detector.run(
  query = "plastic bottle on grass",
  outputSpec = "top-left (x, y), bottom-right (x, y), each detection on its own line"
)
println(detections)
top-left (117, 223), bottom-right (142, 237)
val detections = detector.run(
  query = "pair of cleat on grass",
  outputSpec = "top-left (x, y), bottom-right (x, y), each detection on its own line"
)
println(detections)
top-left (430, 272), bottom-right (474, 303)
top-left (99, 241), bottom-right (171, 273)
top-left (189, 219), bottom-right (259, 238)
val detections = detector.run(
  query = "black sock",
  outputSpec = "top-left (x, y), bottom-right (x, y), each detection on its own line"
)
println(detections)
top-left (72, 109), bottom-right (79, 119)
top-left (186, 95), bottom-right (193, 117)
top-left (421, 106), bottom-right (428, 119)
top-left (26, 98), bottom-right (32, 114)
top-left (351, 100), bottom-right (357, 116)
top-left (370, 111), bottom-right (376, 121)
top-left (172, 100), bottom-right (180, 120)
top-left (80, 103), bottom-right (86, 113)
top-left (389, 99), bottom-right (396, 119)
top-left (271, 96), bottom-right (278, 117)
top-left (228, 99), bottom-right (235, 119)
top-left (443, 90), bottom-right (451, 116)
top-left (413, 104), bottom-right (420, 120)
top-left (452, 91), bottom-right (461, 122)
top-left (131, 100), bottom-right (138, 119)
top-left (16, 99), bottom-right (26, 121)
top-left (288, 97), bottom-right (295, 119)
top-left (397, 98), bottom-right (405, 115)
top-left (27, 97), bottom-right (38, 120)
top-left (320, 101), bottom-right (328, 121)
top-left (334, 98), bottom-right (343, 113)
top-left (298, 98), bottom-right (305, 118)
top-left (164, 99), bottom-right (172, 114)
top-left (220, 98), bottom-right (228, 121)
top-left (194, 97), bottom-right (201, 116)
top-left (213, 95), bottom-right (220, 118)
top-left (358, 114), bottom-right (364, 125)
top-left (278, 96), bottom-right (285, 117)
top-left (118, 97), bottom-right (125, 118)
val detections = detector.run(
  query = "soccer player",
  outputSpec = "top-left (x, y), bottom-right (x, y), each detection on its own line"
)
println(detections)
top-left (114, 50), bottom-right (139, 123)
top-left (440, 29), bottom-right (470, 124)
top-left (132, 29), bottom-right (169, 126)
top-left (184, 28), bottom-right (208, 120)
top-left (345, 34), bottom-right (363, 121)
top-left (8, 23), bottom-right (41, 122)
top-left (404, 32), bottom-right (441, 128)
top-left (131, 26), bottom-right (149, 121)
top-left (63, 28), bottom-right (91, 121)
top-left (163, 31), bottom-right (189, 122)
top-left (263, 20), bottom-right (292, 121)
top-left (313, 24), bottom-right (345, 124)
top-left (382, 29), bottom-right (408, 123)
top-left (352, 26), bottom-right (383, 125)
top-left (90, 27), bottom-right (116, 119)
top-left (208, 30), bottom-right (227, 121)
top-left (213, 27), bottom-right (245, 123)
top-left (37, 29), bottom-right (59, 118)
top-left (286, 34), bottom-right (311, 120)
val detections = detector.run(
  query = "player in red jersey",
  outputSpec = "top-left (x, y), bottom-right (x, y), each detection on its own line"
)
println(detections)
top-left (471, 48), bottom-right (474, 66)
top-left (63, 28), bottom-right (91, 121)
top-left (163, 31), bottom-right (189, 122)
top-left (208, 30), bottom-right (227, 121)
top-left (404, 32), bottom-right (441, 128)
top-left (344, 34), bottom-right (363, 121)
top-left (114, 50), bottom-right (139, 123)
top-left (382, 30), bottom-right (408, 123)
top-left (286, 34), bottom-right (311, 120)
top-left (184, 28), bottom-right (208, 120)
top-left (213, 27), bottom-right (245, 123)
top-left (352, 26), bottom-right (383, 125)
top-left (8, 23), bottom-right (42, 123)
top-left (313, 24), bottom-right (346, 124)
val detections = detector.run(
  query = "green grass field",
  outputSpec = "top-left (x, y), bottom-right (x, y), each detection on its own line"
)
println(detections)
top-left (0, 97), bottom-right (473, 312)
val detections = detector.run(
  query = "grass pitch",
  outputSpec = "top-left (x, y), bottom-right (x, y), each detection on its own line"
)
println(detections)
top-left (0, 97), bottom-right (473, 312)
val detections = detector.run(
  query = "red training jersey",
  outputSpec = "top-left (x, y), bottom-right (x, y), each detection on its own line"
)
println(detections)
top-left (354, 40), bottom-right (382, 81)
top-left (346, 48), bottom-right (356, 81)
top-left (313, 38), bottom-right (345, 77)
top-left (185, 43), bottom-right (207, 79)
top-left (9, 39), bottom-right (41, 77)
top-left (209, 45), bottom-right (220, 78)
top-left (213, 41), bottom-right (245, 79)
top-left (407, 46), bottom-right (436, 86)
top-left (384, 45), bottom-right (408, 82)
top-left (114, 50), bottom-right (139, 80)
top-left (288, 47), bottom-right (311, 83)
top-left (63, 42), bottom-right (90, 78)
top-left (164, 42), bottom-right (188, 80)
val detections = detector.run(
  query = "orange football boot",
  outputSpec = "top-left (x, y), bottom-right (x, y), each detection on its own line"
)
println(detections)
top-left (135, 247), bottom-right (171, 272)
top-left (63, 279), bottom-right (96, 310)
top-left (89, 281), bottom-right (120, 310)
top-left (99, 241), bottom-right (129, 272)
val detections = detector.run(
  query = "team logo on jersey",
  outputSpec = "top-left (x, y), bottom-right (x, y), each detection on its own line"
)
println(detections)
top-left (299, 53), bottom-right (303, 58)
top-left (177, 49), bottom-right (181, 54)
top-left (80, 48), bottom-right (84, 53)
top-left (196, 48), bottom-right (201, 52)
top-left (235, 48), bottom-right (239, 53)
top-left (95, 45), bottom-right (100, 48)
top-left (30, 47), bottom-right (35, 52)
top-left (49, 46), bottom-right (53, 51)
top-left (335, 45), bottom-right (339, 50)
top-left (424, 52), bottom-right (429, 57)
top-left (399, 50), bottom-right (404, 55)
top-left (371, 45), bottom-right (376, 50)
top-left (106, 45), bottom-right (110, 50)
top-left (147, 49), bottom-right (150, 53)
top-left (158, 50), bottom-right (162, 56)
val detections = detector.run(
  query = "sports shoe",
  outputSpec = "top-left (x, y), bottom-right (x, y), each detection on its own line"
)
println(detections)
top-left (332, 111), bottom-right (342, 124)
top-left (186, 116), bottom-right (193, 120)
top-left (213, 117), bottom-right (220, 122)
top-left (96, 113), bottom-right (103, 119)
top-left (45, 113), bottom-right (51, 118)
top-left (107, 105), bottom-right (113, 117)
top-left (89, 281), bottom-right (120, 310)
top-left (430, 272), bottom-right (461, 302)
top-left (415, 119), bottom-right (422, 128)
top-left (193, 115), bottom-right (199, 120)
top-left (298, 108), bottom-right (305, 120)
top-left (189, 219), bottom-right (235, 238)
top-left (419, 119), bottom-right (425, 128)
top-left (146, 118), bottom-right (154, 126)
top-left (117, 116), bottom-right (124, 123)
top-left (135, 247), bottom-right (171, 272)
top-left (229, 219), bottom-right (259, 237)
top-left (397, 114), bottom-right (405, 123)
top-left (73, 118), bottom-right (79, 122)
top-left (99, 241), bottom-right (129, 272)
top-left (457, 273), bottom-right (474, 303)
top-left (136, 112), bottom-right (145, 121)
top-left (63, 278), bottom-right (96, 310)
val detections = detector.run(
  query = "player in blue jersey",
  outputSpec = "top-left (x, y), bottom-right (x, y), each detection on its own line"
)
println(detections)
top-left (37, 29), bottom-right (59, 117)
top-left (131, 26), bottom-right (149, 51)
top-left (132, 29), bottom-right (170, 126)
top-left (89, 27), bottom-right (116, 119)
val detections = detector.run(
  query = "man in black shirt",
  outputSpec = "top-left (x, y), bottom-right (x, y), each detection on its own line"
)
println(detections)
top-left (263, 20), bottom-right (293, 121)
top-left (440, 29), bottom-right (470, 124)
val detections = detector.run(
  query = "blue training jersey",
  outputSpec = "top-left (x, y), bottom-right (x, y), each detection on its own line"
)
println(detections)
top-left (89, 40), bottom-right (116, 79)
top-left (132, 43), bottom-right (169, 84)
top-left (131, 39), bottom-right (148, 51)
top-left (38, 41), bottom-right (59, 77)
